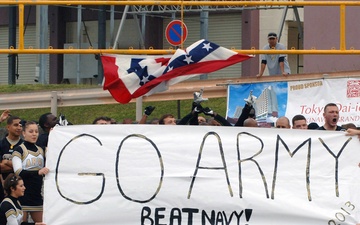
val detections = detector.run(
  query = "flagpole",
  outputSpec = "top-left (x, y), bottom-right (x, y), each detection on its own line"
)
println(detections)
top-left (136, 97), bottom-right (142, 122)
top-left (135, 7), bottom-right (146, 122)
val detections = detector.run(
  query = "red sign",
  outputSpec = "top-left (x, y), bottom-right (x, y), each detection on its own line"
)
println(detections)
top-left (165, 20), bottom-right (188, 46)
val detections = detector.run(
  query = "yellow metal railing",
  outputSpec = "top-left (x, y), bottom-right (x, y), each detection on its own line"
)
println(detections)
top-left (3, 0), bottom-right (360, 55)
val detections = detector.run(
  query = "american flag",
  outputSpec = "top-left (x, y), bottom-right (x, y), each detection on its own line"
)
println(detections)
top-left (101, 39), bottom-right (253, 104)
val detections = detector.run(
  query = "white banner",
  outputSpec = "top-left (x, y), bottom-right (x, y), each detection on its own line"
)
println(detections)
top-left (44, 125), bottom-right (360, 225)
top-left (287, 78), bottom-right (360, 126)
top-left (227, 77), bottom-right (360, 127)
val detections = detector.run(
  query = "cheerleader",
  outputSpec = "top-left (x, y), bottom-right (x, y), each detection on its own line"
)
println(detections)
top-left (12, 121), bottom-right (49, 223)
top-left (0, 174), bottom-right (46, 225)
top-left (0, 174), bottom-right (25, 225)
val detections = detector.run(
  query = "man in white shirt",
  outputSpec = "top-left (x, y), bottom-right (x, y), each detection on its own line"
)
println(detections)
top-left (257, 32), bottom-right (291, 77)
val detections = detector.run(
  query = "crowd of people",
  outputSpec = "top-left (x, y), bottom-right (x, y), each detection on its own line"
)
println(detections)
top-left (0, 30), bottom-right (358, 225)
top-left (0, 88), bottom-right (358, 225)
top-left (0, 110), bottom-right (47, 225)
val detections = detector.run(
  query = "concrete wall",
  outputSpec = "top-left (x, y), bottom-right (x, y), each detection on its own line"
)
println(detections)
top-left (304, 5), bottom-right (360, 73)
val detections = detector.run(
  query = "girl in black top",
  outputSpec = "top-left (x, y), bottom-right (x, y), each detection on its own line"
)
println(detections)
top-left (12, 122), bottom-right (49, 223)
top-left (0, 174), bottom-right (25, 225)
top-left (0, 174), bottom-right (47, 225)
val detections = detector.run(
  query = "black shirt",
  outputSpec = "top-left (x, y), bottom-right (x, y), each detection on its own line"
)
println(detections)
top-left (0, 195), bottom-right (22, 225)
top-left (0, 137), bottom-right (23, 179)
top-left (317, 126), bottom-right (343, 131)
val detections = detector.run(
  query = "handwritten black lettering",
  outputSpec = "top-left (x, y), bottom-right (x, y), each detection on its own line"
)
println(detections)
top-left (188, 132), bottom-right (233, 199)
top-left (116, 134), bottom-right (164, 203)
top-left (55, 133), bottom-right (104, 204)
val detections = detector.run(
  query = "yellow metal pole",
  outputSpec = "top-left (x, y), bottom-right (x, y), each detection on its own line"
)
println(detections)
top-left (1, 49), bottom-right (360, 55)
top-left (339, 4), bottom-right (346, 50)
top-left (3, 1), bottom-right (360, 7)
top-left (0, 0), bottom-right (359, 55)
top-left (18, 4), bottom-right (24, 50)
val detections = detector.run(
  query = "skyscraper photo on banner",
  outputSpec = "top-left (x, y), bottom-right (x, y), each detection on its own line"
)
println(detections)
top-left (226, 82), bottom-right (288, 127)
top-left (226, 78), bottom-right (360, 127)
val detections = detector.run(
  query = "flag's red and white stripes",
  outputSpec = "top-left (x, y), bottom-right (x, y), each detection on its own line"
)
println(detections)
top-left (101, 39), bottom-right (253, 104)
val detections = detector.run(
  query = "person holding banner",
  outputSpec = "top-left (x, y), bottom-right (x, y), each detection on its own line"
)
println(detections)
top-left (292, 114), bottom-right (308, 129)
top-left (341, 123), bottom-right (357, 130)
top-left (275, 116), bottom-right (291, 129)
top-left (256, 32), bottom-right (291, 77)
top-left (345, 128), bottom-right (360, 138)
top-left (317, 103), bottom-right (343, 131)
top-left (198, 116), bottom-right (207, 124)
top-left (243, 118), bottom-right (258, 127)
top-left (12, 121), bottom-right (49, 224)
top-left (159, 114), bottom-right (177, 125)
top-left (308, 122), bottom-right (320, 130)
top-left (92, 116), bottom-right (112, 124)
